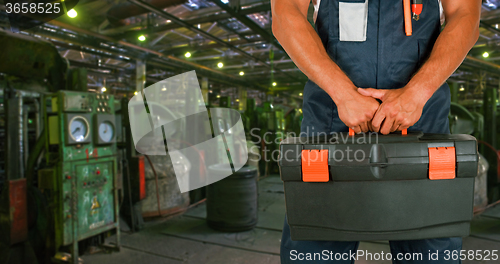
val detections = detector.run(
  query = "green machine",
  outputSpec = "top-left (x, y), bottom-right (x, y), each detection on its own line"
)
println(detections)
top-left (38, 91), bottom-right (120, 263)
top-left (258, 102), bottom-right (285, 175)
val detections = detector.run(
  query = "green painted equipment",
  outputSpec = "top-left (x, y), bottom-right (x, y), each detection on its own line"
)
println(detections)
top-left (39, 91), bottom-right (120, 264)
top-left (219, 96), bottom-right (231, 108)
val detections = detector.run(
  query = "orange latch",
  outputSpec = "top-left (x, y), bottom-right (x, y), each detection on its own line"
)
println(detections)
top-left (302, 149), bottom-right (329, 182)
top-left (428, 147), bottom-right (456, 180)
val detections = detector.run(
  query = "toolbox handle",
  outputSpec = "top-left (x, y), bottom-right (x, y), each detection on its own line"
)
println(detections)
top-left (349, 128), bottom-right (407, 136)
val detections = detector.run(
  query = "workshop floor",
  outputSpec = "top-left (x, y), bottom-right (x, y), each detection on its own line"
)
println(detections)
top-left (82, 175), bottom-right (500, 264)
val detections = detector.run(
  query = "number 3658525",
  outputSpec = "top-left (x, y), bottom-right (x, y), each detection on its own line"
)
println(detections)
top-left (5, 3), bottom-right (61, 14)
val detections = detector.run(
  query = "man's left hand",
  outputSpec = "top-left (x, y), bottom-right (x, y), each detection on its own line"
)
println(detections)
top-left (357, 87), bottom-right (428, 135)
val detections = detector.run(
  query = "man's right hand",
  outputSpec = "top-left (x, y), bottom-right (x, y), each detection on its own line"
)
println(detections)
top-left (271, 0), bottom-right (379, 133)
top-left (335, 89), bottom-right (380, 133)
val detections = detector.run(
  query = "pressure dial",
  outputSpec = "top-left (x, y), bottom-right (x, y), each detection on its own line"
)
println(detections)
top-left (98, 121), bottom-right (114, 143)
top-left (69, 116), bottom-right (89, 142)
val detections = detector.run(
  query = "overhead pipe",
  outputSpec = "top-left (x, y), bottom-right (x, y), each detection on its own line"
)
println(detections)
top-left (465, 55), bottom-right (500, 71)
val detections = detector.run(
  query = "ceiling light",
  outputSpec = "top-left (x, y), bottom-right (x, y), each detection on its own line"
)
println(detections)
top-left (299, 93), bottom-right (303, 96)
top-left (483, 52), bottom-right (489, 58)
top-left (67, 9), bottom-right (77, 18)
top-left (185, 52), bottom-right (191, 58)
top-left (138, 35), bottom-right (146, 41)
top-left (162, 87), bottom-right (167, 91)
top-left (217, 62), bottom-right (223, 68)
top-left (216, 95), bottom-right (220, 98)
top-left (239, 71), bottom-right (244, 76)
top-left (272, 82), bottom-right (277, 86)
top-left (134, 91), bottom-right (138, 95)
top-left (101, 87), bottom-right (106, 92)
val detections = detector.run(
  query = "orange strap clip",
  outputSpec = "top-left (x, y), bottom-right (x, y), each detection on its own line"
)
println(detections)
top-left (428, 146), bottom-right (456, 180)
top-left (302, 149), bottom-right (329, 182)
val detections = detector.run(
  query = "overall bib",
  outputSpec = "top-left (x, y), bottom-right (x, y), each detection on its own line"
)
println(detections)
top-left (281, 0), bottom-right (461, 263)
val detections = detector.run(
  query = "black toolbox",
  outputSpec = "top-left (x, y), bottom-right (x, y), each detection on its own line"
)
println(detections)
top-left (278, 131), bottom-right (477, 241)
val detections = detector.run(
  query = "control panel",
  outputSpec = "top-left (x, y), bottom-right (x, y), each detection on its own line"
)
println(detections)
top-left (41, 90), bottom-right (120, 256)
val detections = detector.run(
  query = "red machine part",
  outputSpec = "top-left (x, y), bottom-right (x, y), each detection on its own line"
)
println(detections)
top-left (138, 156), bottom-right (146, 200)
top-left (8, 178), bottom-right (28, 245)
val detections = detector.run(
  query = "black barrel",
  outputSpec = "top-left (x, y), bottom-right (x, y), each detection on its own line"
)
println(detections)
top-left (206, 164), bottom-right (258, 232)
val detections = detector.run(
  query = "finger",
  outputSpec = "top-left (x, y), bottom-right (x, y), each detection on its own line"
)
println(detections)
top-left (391, 122), bottom-right (400, 132)
top-left (371, 108), bottom-right (385, 133)
top-left (357, 88), bottom-right (387, 100)
top-left (351, 126), bottom-right (362, 134)
top-left (360, 122), bottom-right (369, 133)
top-left (399, 121), bottom-right (411, 131)
top-left (380, 118), bottom-right (394, 135)
top-left (367, 122), bottom-right (373, 132)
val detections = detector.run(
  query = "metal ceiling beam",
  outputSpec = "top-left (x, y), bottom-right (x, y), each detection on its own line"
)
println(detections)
top-left (37, 24), bottom-right (301, 90)
top-left (68, 60), bottom-right (130, 73)
top-left (127, 0), bottom-right (302, 82)
top-left (208, 0), bottom-right (283, 52)
top-left (50, 40), bottom-right (133, 64)
top-left (118, 3), bottom-right (270, 39)
top-left (47, 20), bottom-right (266, 90)
top-left (158, 38), bottom-right (265, 54)
top-left (215, 21), bottom-right (250, 42)
top-left (479, 21), bottom-right (500, 39)
top-left (127, 0), bottom-right (271, 68)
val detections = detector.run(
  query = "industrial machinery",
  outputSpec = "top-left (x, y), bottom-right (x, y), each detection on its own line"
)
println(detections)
top-left (258, 102), bottom-right (285, 175)
top-left (0, 31), bottom-right (69, 264)
top-left (116, 98), bottom-right (146, 232)
top-left (38, 91), bottom-right (120, 263)
top-left (284, 108), bottom-right (303, 136)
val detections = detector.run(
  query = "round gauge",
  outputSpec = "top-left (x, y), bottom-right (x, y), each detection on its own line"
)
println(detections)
top-left (69, 116), bottom-right (89, 142)
top-left (98, 121), bottom-right (114, 143)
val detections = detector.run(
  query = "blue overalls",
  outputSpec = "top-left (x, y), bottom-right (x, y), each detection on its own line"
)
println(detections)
top-left (281, 0), bottom-right (460, 263)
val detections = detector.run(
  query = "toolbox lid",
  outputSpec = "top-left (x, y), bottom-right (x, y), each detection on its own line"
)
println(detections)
top-left (279, 132), bottom-right (477, 181)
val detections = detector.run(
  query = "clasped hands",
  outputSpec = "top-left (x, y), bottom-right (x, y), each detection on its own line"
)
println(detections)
top-left (337, 86), bottom-right (427, 135)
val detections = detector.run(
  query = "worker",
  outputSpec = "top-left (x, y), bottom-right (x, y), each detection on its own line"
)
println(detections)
top-left (271, 0), bottom-right (480, 263)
